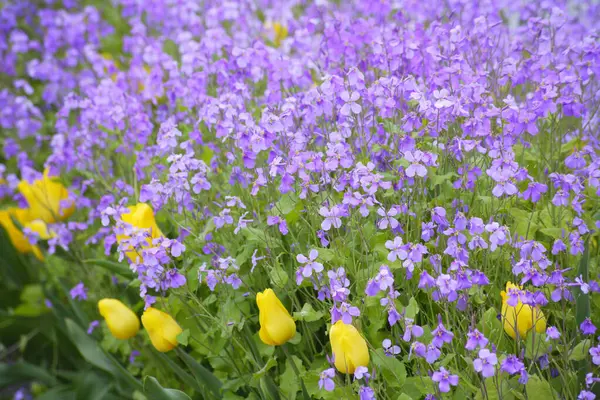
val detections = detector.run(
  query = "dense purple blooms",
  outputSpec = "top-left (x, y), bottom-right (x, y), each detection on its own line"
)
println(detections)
top-left (2, 0), bottom-right (599, 398)
top-left (432, 367), bottom-right (458, 393)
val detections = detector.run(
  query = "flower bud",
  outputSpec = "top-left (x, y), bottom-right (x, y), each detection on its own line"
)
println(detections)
top-left (116, 203), bottom-right (164, 262)
top-left (98, 299), bottom-right (140, 339)
top-left (17, 169), bottom-right (74, 223)
top-left (256, 289), bottom-right (296, 346)
top-left (501, 282), bottom-right (546, 340)
top-left (141, 307), bottom-right (182, 352)
top-left (330, 320), bottom-right (370, 374)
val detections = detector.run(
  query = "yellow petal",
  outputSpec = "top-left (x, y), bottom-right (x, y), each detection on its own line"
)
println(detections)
top-left (256, 289), bottom-right (296, 346)
top-left (17, 171), bottom-right (74, 223)
top-left (0, 209), bottom-right (30, 253)
top-left (98, 299), bottom-right (140, 340)
top-left (330, 321), bottom-right (369, 374)
top-left (116, 203), bottom-right (164, 262)
top-left (141, 307), bottom-right (182, 352)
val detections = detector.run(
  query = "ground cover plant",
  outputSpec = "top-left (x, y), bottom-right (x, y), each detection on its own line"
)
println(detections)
top-left (1, 0), bottom-right (600, 399)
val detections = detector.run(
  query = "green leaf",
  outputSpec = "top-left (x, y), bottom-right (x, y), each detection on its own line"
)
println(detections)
top-left (538, 228), bottom-right (563, 240)
top-left (177, 329), bottom-right (190, 346)
top-left (252, 357), bottom-right (278, 382)
top-left (64, 319), bottom-right (118, 376)
top-left (269, 264), bottom-right (289, 287)
top-left (405, 297), bottom-right (419, 320)
top-left (403, 376), bottom-right (435, 398)
top-left (569, 339), bottom-right (591, 361)
top-left (525, 333), bottom-right (549, 359)
top-left (480, 307), bottom-right (501, 336)
top-left (525, 375), bottom-right (555, 399)
top-left (143, 376), bottom-right (191, 400)
top-left (83, 259), bottom-right (135, 279)
top-left (371, 349), bottom-right (406, 388)
top-left (315, 248), bottom-right (336, 262)
top-left (293, 303), bottom-right (324, 322)
top-left (244, 227), bottom-right (282, 249)
top-left (274, 193), bottom-right (300, 215)
top-left (0, 361), bottom-right (58, 387)
top-left (37, 386), bottom-right (77, 400)
top-left (280, 355), bottom-right (306, 400)
top-left (153, 351), bottom-right (201, 394)
top-left (177, 348), bottom-right (223, 398)
top-left (64, 319), bottom-right (142, 391)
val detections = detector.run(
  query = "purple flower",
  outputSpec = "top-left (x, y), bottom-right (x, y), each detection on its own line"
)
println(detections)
top-left (359, 386), bottom-right (375, 400)
top-left (465, 329), bottom-right (488, 351)
top-left (70, 282), bottom-right (87, 301)
top-left (296, 249), bottom-right (324, 282)
top-left (578, 391), bottom-right (596, 400)
top-left (267, 215), bottom-right (288, 235)
top-left (425, 344), bottom-right (441, 364)
top-left (405, 150), bottom-right (428, 178)
top-left (365, 265), bottom-right (395, 296)
top-left (432, 367), bottom-right (459, 393)
top-left (129, 350), bottom-right (140, 364)
top-left (403, 318), bottom-right (424, 342)
top-left (589, 345), bottom-right (600, 365)
top-left (501, 355), bottom-right (525, 375)
top-left (318, 368), bottom-right (335, 391)
top-left (251, 249), bottom-right (264, 273)
top-left (319, 205), bottom-right (343, 231)
top-left (332, 302), bottom-right (361, 324)
top-left (385, 236), bottom-right (407, 262)
top-left (473, 348), bottom-right (498, 378)
top-left (354, 366), bottom-right (370, 381)
top-left (522, 182), bottom-right (547, 202)
top-left (382, 339), bottom-right (401, 356)
top-left (546, 326), bottom-right (561, 340)
top-left (87, 320), bottom-right (99, 334)
top-left (377, 207), bottom-right (399, 230)
top-left (162, 269), bottom-right (186, 290)
top-left (581, 318), bottom-right (597, 335)
top-left (340, 90), bottom-right (361, 116)
top-left (431, 316), bottom-right (454, 348)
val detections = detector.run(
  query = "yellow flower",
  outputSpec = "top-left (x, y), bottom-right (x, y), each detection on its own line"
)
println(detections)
top-left (330, 320), bottom-right (370, 374)
top-left (17, 169), bottom-right (74, 223)
top-left (272, 22), bottom-right (288, 47)
top-left (116, 203), bottom-right (164, 262)
top-left (501, 281), bottom-right (546, 340)
top-left (256, 288), bottom-right (296, 346)
top-left (0, 208), bottom-right (53, 260)
top-left (141, 307), bottom-right (182, 352)
top-left (98, 299), bottom-right (140, 340)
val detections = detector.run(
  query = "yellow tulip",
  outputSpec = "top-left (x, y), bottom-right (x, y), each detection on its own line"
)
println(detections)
top-left (0, 208), bottom-right (52, 260)
top-left (17, 169), bottom-right (74, 223)
top-left (98, 299), bottom-right (140, 339)
top-left (256, 289), bottom-right (296, 346)
top-left (141, 307), bottom-right (182, 352)
top-left (500, 282), bottom-right (546, 340)
top-left (330, 320), bottom-right (370, 374)
top-left (272, 22), bottom-right (288, 47)
top-left (116, 203), bottom-right (164, 262)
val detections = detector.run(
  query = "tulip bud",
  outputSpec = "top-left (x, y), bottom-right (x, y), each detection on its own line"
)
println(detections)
top-left (98, 299), bottom-right (140, 339)
top-left (17, 169), bottom-right (74, 224)
top-left (0, 208), bottom-right (52, 260)
top-left (116, 203), bottom-right (164, 262)
top-left (141, 307), bottom-right (182, 352)
top-left (501, 282), bottom-right (546, 340)
top-left (256, 289), bottom-right (296, 346)
top-left (330, 320), bottom-right (370, 374)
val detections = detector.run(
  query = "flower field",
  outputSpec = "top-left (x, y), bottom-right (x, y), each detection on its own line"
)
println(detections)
top-left (1, 0), bottom-right (599, 399)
